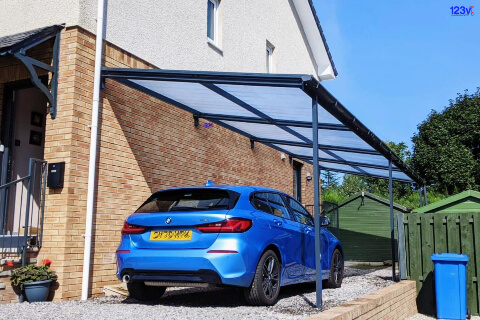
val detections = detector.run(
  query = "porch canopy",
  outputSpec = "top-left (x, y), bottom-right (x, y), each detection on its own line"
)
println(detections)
top-left (101, 67), bottom-right (423, 184)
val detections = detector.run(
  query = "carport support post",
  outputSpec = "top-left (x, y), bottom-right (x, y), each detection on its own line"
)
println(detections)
top-left (312, 97), bottom-right (322, 309)
top-left (388, 160), bottom-right (396, 281)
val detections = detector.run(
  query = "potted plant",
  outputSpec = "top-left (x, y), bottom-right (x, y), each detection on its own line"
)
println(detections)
top-left (10, 259), bottom-right (57, 302)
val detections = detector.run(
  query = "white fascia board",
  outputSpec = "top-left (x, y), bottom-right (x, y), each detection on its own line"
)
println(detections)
top-left (291, 0), bottom-right (336, 81)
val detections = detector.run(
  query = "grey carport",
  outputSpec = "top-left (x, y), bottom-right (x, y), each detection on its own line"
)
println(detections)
top-left (100, 68), bottom-right (426, 308)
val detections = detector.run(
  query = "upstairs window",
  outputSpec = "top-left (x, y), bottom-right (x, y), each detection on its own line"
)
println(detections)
top-left (207, 0), bottom-right (219, 43)
top-left (266, 43), bottom-right (274, 73)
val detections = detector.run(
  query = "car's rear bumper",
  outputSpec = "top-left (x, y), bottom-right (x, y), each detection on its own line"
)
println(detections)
top-left (116, 236), bottom-right (256, 287)
top-left (120, 269), bottom-right (223, 284)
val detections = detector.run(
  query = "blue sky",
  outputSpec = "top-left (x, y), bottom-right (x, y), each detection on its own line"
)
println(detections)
top-left (314, 0), bottom-right (480, 149)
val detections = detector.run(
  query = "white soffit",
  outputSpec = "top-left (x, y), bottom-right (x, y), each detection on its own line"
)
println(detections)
top-left (291, 0), bottom-right (336, 81)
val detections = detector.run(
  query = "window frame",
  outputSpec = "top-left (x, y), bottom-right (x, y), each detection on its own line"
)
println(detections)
top-left (285, 196), bottom-right (314, 226)
top-left (250, 191), bottom-right (293, 220)
top-left (207, 0), bottom-right (219, 44)
top-left (292, 161), bottom-right (302, 202)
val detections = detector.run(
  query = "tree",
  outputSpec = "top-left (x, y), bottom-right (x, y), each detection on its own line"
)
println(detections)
top-left (364, 141), bottom-right (413, 198)
top-left (411, 89), bottom-right (480, 194)
top-left (321, 171), bottom-right (339, 191)
top-left (340, 174), bottom-right (368, 197)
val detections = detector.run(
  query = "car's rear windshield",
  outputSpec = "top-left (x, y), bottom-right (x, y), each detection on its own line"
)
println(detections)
top-left (136, 189), bottom-right (240, 213)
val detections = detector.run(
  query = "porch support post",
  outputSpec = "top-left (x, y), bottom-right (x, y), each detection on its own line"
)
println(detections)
top-left (49, 30), bottom-right (61, 119)
top-left (22, 159), bottom-right (34, 267)
top-left (312, 96), bottom-right (322, 308)
top-left (389, 160), bottom-right (396, 281)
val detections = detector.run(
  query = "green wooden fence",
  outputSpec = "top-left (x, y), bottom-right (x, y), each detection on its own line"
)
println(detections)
top-left (402, 212), bottom-right (480, 316)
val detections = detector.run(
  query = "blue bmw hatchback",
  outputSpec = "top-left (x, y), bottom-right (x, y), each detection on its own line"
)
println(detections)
top-left (116, 185), bottom-right (344, 305)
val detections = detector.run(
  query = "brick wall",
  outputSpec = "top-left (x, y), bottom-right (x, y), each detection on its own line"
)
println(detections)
top-left (1, 25), bottom-right (318, 301)
top-left (306, 281), bottom-right (418, 320)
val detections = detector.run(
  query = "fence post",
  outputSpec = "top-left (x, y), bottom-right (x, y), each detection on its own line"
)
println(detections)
top-left (397, 213), bottom-right (407, 280)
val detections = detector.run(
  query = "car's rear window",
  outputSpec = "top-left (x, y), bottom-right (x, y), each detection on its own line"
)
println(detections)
top-left (136, 189), bottom-right (239, 213)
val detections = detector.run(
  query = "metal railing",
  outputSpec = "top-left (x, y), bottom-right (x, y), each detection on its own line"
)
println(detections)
top-left (0, 158), bottom-right (47, 266)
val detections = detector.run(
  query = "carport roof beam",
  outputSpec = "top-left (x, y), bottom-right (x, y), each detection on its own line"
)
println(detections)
top-left (252, 138), bottom-right (381, 155)
top-left (196, 113), bottom-right (351, 131)
top-left (101, 67), bottom-right (424, 184)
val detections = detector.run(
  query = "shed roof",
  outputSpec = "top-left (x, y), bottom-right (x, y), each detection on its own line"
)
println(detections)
top-left (413, 190), bottom-right (480, 214)
top-left (335, 191), bottom-right (410, 213)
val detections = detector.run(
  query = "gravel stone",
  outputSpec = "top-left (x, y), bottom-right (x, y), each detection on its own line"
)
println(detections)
top-left (0, 267), bottom-right (393, 320)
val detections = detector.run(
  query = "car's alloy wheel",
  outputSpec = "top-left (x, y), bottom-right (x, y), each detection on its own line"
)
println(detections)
top-left (327, 249), bottom-right (343, 288)
top-left (127, 281), bottom-right (166, 302)
top-left (244, 250), bottom-right (281, 306)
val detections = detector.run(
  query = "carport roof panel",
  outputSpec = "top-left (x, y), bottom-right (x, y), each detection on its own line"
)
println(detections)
top-left (101, 67), bottom-right (423, 184)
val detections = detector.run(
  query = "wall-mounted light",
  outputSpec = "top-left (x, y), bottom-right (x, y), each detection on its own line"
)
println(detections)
top-left (306, 172), bottom-right (312, 181)
top-left (280, 153), bottom-right (286, 161)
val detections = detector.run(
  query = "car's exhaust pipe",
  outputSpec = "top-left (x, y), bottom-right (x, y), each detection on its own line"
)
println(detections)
top-left (122, 274), bottom-right (131, 283)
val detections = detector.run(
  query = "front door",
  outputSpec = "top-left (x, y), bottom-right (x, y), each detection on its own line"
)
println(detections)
top-left (1, 84), bottom-right (47, 235)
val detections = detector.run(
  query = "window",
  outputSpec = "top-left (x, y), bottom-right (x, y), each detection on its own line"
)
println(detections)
top-left (251, 192), bottom-right (290, 219)
top-left (207, 0), bottom-right (219, 43)
top-left (266, 193), bottom-right (290, 219)
top-left (287, 197), bottom-right (314, 226)
top-left (266, 43), bottom-right (274, 73)
top-left (136, 189), bottom-right (239, 213)
top-left (251, 193), bottom-right (272, 214)
top-left (292, 161), bottom-right (302, 201)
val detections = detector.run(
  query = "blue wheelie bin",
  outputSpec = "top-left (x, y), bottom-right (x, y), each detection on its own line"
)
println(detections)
top-left (431, 253), bottom-right (469, 320)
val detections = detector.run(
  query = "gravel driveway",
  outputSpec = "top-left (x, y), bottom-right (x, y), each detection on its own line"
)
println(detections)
top-left (0, 267), bottom-right (393, 320)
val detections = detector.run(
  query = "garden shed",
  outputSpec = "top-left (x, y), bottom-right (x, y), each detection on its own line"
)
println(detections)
top-left (335, 191), bottom-right (410, 262)
top-left (413, 190), bottom-right (480, 214)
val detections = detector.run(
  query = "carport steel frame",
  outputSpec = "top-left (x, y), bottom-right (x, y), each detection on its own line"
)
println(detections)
top-left (100, 67), bottom-right (426, 308)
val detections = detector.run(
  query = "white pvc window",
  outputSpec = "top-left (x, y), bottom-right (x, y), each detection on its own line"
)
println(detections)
top-left (207, 0), bottom-right (219, 43)
top-left (266, 43), bottom-right (274, 73)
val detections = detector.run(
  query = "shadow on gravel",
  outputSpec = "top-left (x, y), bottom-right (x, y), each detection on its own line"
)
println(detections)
top-left (119, 267), bottom-right (387, 308)
top-left (120, 281), bottom-right (327, 308)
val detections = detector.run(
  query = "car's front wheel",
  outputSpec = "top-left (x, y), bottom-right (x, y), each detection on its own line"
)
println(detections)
top-left (127, 281), bottom-right (166, 302)
top-left (326, 249), bottom-right (343, 288)
top-left (244, 250), bottom-right (281, 306)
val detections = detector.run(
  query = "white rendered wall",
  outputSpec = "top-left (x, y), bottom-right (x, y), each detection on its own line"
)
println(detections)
top-left (1, 0), bottom-right (321, 77)
top-left (0, 0), bottom-right (79, 36)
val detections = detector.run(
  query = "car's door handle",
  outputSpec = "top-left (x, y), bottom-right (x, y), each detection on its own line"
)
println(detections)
top-left (273, 219), bottom-right (283, 226)
top-left (304, 228), bottom-right (313, 234)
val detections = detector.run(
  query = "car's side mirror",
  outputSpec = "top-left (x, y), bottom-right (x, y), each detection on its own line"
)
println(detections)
top-left (320, 217), bottom-right (331, 227)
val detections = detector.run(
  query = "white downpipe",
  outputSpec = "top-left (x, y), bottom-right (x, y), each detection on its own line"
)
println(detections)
top-left (81, 0), bottom-right (106, 300)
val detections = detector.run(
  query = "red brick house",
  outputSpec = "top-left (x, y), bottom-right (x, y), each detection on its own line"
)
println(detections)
top-left (0, 1), bottom-right (338, 302)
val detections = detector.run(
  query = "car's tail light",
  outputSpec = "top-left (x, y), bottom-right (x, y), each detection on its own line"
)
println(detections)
top-left (195, 218), bottom-right (252, 233)
top-left (121, 221), bottom-right (147, 234)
